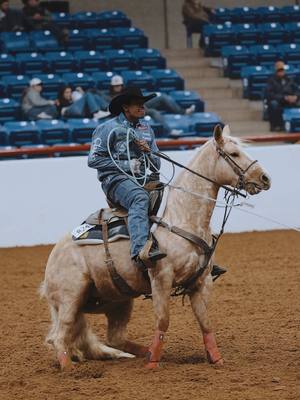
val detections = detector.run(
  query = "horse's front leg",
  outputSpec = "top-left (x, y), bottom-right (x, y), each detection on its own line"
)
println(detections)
top-left (146, 267), bottom-right (173, 369)
top-left (189, 273), bottom-right (224, 366)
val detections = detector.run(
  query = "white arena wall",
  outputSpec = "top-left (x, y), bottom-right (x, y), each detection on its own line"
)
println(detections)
top-left (1, 144), bottom-right (299, 248)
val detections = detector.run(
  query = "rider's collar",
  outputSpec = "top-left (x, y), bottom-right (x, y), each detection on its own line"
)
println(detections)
top-left (117, 112), bottom-right (143, 128)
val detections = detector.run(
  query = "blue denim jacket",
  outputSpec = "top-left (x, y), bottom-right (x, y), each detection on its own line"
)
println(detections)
top-left (88, 113), bottom-right (161, 194)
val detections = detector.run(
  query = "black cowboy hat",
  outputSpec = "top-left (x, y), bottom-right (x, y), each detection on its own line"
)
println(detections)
top-left (109, 86), bottom-right (156, 115)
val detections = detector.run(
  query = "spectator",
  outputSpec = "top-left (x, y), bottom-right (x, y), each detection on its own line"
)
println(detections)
top-left (22, 0), bottom-right (68, 45)
top-left (0, 0), bottom-right (24, 32)
top-left (265, 61), bottom-right (300, 131)
top-left (22, 77), bottom-right (58, 120)
top-left (182, 0), bottom-right (214, 48)
top-left (56, 85), bottom-right (110, 120)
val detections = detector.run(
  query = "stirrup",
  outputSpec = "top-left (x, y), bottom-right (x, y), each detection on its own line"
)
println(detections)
top-left (211, 265), bottom-right (227, 281)
top-left (136, 237), bottom-right (167, 269)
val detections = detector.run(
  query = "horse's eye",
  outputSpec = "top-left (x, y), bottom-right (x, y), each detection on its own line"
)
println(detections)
top-left (230, 152), bottom-right (239, 157)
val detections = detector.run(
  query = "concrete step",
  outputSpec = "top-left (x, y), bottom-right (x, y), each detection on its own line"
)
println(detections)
top-left (174, 67), bottom-right (221, 78)
top-left (210, 109), bottom-right (263, 122)
top-left (186, 77), bottom-right (230, 89)
top-left (205, 98), bottom-right (253, 110)
top-left (228, 120), bottom-right (270, 136)
top-left (162, 48), bottom-right (204, 57)
top-left (196, 88), bottom-right (235, 99)
top-left (167, 58), bottom-right (212, 68)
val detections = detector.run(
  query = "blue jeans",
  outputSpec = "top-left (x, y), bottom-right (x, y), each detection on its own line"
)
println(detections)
top-left (25, 105), bottom-right (58, 120)
top-left (146, 93), bottom-right (184, 114)
top-left (109, 178), bottom-right (150, 258)
top-left (63, 92), bottom-right (107, 118)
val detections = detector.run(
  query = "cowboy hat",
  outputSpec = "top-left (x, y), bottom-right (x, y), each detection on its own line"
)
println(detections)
top-left (109, 86), bottom-right (156, 115)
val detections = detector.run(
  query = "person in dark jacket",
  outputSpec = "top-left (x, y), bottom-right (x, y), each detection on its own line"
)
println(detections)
top-left (0, 0), bottom-right (24, 32)
top-left (22, 0), bottom-right (67, 45)
top-left (265, 60), bottom-right (300, 131)
top-left (88, 87), bottom-right (167, 268)
top-left (182, 0), bottom-right (214, 47)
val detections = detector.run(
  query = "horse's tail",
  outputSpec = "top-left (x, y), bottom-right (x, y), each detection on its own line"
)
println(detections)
top-left (39, 280), bottom-right (47, 299)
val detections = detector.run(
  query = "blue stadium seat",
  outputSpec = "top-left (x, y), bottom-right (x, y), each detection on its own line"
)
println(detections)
top-left (0, 79), bottom-right (6, 97)
top-left (143, 115), bottom-right (164, 137)
top-left (71, 11), bottom-right (99, 29)
top-left (16, 52), bottom-right (46, 74)
top-left (0, 53), bottom-right (16, 76)
top-left (191, 112), bottom-right (223, 137)
top-left (1, 31), bottom-right (31, 53)
top-left (282, 5), bottom-right (300, 23)
top-left (103, 49), bottom-right (135, 71)
top-left (284, 22), bottom-right (300, 43)
top-left (2, 74), bottom-right (30, 99)
top-left (85, 28), bottom-right (117, 50)
top-left (132, 48), bottom-right (166, 70)
top-left (221, 45), bottom-right (252, 78)
top-left (52, 12), bottom-right (71, 29)
top-left (282, 108), bottom-right (300, 132)
top-left (163, 114), bottom-right (195, 137)
top-left (235, 24), bottom-right (259, 46)
top-left (45, 51), bottom-right (75, 74)
top-left (0, 125), bottom-right (8, 146)
top-left (35, 73), bottom-right (63, 98)
top-left (91, 71), bottom-right (115, 90)
top-left (0, 98), bottom-right (20, 123)
top-left (278, 43), bottom-right (300, 66)
top-left (256, 6), bottom-right (283, 23)
top-left (30, 30), bottom-right (59, 52)
top-left (121, 70), bottom-right (155, 91)
top-left (74, 50), bottom-right (107, 73)
top-left (260, 23), bottom-right (286, 45)
top-left (97, 10), bottom-right (131, 29)
top-left (36, 119), bottom-right (70, 145)
top-left (241, 65), bottom-right (271, 99)
top-left (113, 27), bottom-right (148, 49)
top-left (62, 72), bottom-right (95, 90)
top-left (231, 7), bottom-right (258, 24)
top-left (249, 44), bottom-right (280, 67)
top-left (203, 23), bottom-right (236, 56)
top-left (4, 121), bottom-right (40, 147)
top-left (169, 90), bottom-right (205, 112)
top-left (214, 8), bottom-right (235, 24)
top-left (67, 29), bottom-right (88, 51)
top-left (67, 118), bottom-right (98, 143)
top-left (150, 69), bottom-right (184, 92)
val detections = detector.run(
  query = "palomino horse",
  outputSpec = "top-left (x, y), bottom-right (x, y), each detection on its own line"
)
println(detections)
top-left (40, 125), bottom-right (271, 370)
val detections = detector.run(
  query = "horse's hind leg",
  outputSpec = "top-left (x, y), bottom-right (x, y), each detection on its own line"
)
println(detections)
top-left (189, 274), bottom-right (224, 366)
top-left (106, 300), bottom-right (148, 357)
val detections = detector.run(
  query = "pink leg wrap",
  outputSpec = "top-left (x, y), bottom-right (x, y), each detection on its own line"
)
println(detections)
top-left (145, 330), bottom-right (165, 369)
top-left (203, 332), bottom-right (223, 365)
top-left (123, 341), bottom-right (149, 357)
top-left (57, 351), bottom-right (73, 371)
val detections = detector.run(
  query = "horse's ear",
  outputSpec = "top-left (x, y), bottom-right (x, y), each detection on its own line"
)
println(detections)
top-left (222, 124), bottom-right (231, 137)
top-left (213, 124), bottom-right (223, 144)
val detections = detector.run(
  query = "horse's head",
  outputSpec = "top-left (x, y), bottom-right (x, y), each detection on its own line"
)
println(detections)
top-left (213, 125), bottom-right (271, 195)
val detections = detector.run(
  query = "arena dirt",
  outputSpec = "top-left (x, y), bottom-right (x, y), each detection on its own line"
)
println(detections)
top-left (0, 230), bottom-right (299, 400)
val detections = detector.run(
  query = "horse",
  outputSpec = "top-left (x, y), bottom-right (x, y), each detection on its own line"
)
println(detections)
top-left (40, 125), bottom-right (271, 370)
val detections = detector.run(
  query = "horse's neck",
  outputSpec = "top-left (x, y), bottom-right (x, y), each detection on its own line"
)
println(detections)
top-left (164, 142), bottom-right (219, 236)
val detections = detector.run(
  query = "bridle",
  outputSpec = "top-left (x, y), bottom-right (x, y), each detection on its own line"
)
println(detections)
top-left (216, 145), bottom-right (258, 191)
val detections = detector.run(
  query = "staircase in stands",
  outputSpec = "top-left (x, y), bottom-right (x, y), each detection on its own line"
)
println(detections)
top-left (162, 48), bottom-right (273, 137)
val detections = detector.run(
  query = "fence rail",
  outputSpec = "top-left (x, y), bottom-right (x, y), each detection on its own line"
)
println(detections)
top-left (1, 133), bottom-right (300, 158)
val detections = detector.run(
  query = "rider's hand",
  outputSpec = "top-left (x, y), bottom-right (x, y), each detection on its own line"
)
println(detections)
top-left (129, 159), bottom-right (141, 174)
top-left (135, 139), bottom-right (150, 153)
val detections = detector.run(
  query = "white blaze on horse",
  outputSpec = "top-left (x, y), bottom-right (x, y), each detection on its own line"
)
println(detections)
top-left (40, 125), bottom-right (271, 370)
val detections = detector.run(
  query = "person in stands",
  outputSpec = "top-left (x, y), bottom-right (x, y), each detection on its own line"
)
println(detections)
top-left (265, 60), bottom-right (300, 131)
top-left (22, 77), bottom-right (58, 120)
top-left (56, 85), bottom-right (110, 120)
top-left (105, 75), bottom-right (195, 136)
top-left (0, 0), bottom-right (24, 32)
top-left (182, 0), bottom-right (215, 47)
top-left (22, 0), bottom-right (68, 45)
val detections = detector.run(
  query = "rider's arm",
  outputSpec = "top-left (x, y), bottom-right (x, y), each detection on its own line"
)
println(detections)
top-left (148, 128), bottom-right (161, 172)
top-left (87, 124), bottom-right (132, 173)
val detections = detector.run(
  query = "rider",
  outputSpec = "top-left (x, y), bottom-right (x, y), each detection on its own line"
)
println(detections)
top-left (88, 86), bottom-right (167, 268)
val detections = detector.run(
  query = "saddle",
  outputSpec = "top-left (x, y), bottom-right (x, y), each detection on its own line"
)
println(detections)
top-left (72, 188), bottom-right (163, 245)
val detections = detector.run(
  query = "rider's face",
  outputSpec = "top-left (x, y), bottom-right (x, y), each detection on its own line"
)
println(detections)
top-left (123, 99), bottom-right (145, 120)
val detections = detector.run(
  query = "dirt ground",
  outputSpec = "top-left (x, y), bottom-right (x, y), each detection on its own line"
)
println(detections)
top-left (0, 230), bottom-right (299, 400)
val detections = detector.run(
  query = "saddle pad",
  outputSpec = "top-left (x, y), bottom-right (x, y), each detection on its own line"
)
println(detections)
top-left (72, 221), bottom-right (129, 245)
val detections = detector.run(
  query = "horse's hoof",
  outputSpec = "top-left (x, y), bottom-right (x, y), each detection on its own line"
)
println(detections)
top-left (58, 352), bottom-right (73, 371)
top-left (213, 358), bottom-right (224, 367)
top-left (145, 361), bottom-right (160, 369)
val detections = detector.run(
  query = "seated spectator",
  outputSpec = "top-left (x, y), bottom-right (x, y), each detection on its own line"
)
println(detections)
top-left (182, 0), bottom-right (214, 48)
top-left (265, 61), bottom-right (300, 131)
top-left (22, 0), bottom-right (68, 45)
top-left (0, 0), bottom-right (24, 32)
top-left (56, 85), bottom-right (110, 120)
top-left (22, 77), bottom-right (58, 120)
